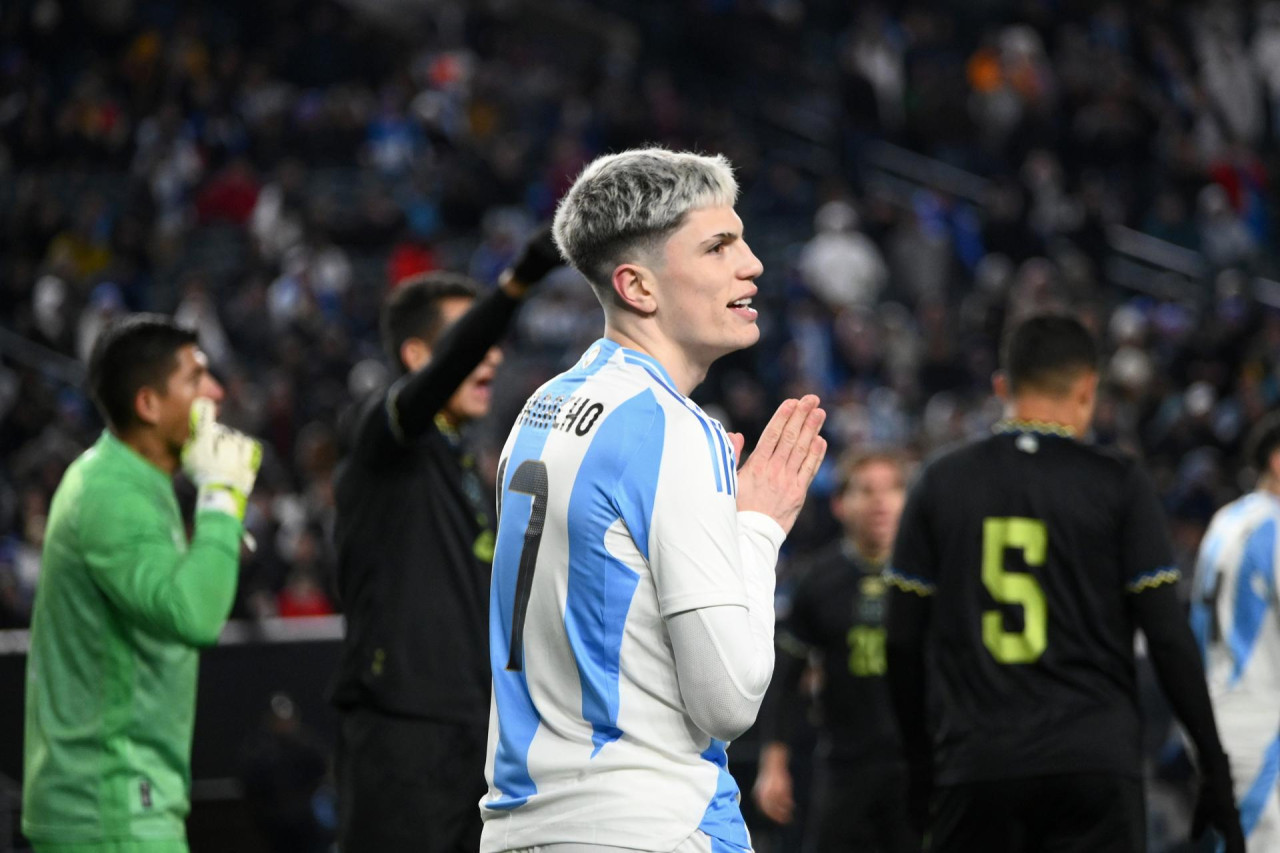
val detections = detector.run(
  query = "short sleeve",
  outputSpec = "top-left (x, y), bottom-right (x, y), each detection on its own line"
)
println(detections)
top-left (886, 465), bottom-right (938, 597)
top-left (1120, 463), bottom-right (1179, 594)
top-left (645, 407), bottom-right (749, 617)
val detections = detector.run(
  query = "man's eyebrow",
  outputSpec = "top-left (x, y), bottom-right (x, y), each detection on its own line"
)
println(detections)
top-left (701, 231), bottom-right (740, 247)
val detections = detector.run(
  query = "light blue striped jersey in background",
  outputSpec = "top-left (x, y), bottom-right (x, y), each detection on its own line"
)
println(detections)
top-left (1191, 489), bottom-right (1280, 845)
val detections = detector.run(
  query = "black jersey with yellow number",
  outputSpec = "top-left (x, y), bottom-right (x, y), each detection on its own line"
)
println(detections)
top-left (775, 541), bottom-right (903, 764)
top-left (887, 423), bottom-right (1180, 786)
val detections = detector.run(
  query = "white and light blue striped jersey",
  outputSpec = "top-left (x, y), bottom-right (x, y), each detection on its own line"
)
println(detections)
top-left (1192, 491), bottom-right (1280, 721)
top-left (1191, 490), bottom-right (1280, 846)
top-left (481, 338), bottom-right (753, 853)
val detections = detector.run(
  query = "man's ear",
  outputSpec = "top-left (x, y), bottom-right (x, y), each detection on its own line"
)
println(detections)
top-left (830, 490), bottom-right (847, 527)
top-left (1076, 371), bottom-right (1100, 408)
top-left (400, 338), bottom-right (431, 373)
top-left (134, 386), bottom-right (162, 426)
top-left (1267, 447), bottom-right (1280, 483)
top-left (992, 370), bottom-right (1010, 401)
top-left (611, 264), bottom-right (658, 314)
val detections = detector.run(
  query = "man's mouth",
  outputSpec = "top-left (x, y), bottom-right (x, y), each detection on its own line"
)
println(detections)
top-left (728, 297), bottom-right (757, 317)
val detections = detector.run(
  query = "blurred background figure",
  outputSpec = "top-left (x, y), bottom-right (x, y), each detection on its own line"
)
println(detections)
top-left (328, 232), bottom-right (558, 852)
top-left (237, 693), bottom-right (334, 853)
top-left (754, 451), bottom-right (915, 853)
top-left (1191, 413), bottom-right (1280, 852)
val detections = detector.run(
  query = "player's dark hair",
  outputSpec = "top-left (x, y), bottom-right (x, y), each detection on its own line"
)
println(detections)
top-left (1245, 412), bottom-right (1280, 478)
top-left (1001, 313), bottom-right (1099, 396)
top-left (836, 448), bottom-right (906, 495)
top-left (380, 272), bottom-right (479, 370)
top-left (87, 314), bottom-right (199, 432)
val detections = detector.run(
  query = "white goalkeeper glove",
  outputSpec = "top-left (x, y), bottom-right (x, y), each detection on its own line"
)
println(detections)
top-left (181, 398), bottom-right (262, 522)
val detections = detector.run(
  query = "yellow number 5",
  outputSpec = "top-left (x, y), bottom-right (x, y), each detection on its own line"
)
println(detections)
top-left (982, 518), bottom-right (1048, 664)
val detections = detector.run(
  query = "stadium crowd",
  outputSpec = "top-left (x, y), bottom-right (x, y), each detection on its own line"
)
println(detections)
top-left (2, 0), bottom-right (1280, 848)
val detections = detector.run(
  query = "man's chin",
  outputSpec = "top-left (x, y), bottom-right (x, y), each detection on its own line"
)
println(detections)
top-left (456, 400), bottom-right (492, 423)
top-left (722, 327), bottom-right (761, 355)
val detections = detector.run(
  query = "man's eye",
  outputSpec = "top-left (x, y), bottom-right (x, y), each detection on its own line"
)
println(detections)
top-left (709, 243), bottom-right (725, 254)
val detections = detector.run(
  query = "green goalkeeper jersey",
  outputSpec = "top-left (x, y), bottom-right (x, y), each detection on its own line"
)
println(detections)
top-left (23, 431), bottom-right (243, 848)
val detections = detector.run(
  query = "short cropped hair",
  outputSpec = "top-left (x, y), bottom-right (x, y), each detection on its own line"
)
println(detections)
top-left (1246, 412), bottom-right (1280, 477)
top-left (87, 314), bottom-right (198, 432)
top-left (380, 272), bottom-right (479, 370)
top-left (552, 147), bottom-right (738, 290)
top-left (836, 448), bottom-right (907, 495)
top-left (1001, 313), bottom-right (1099, 396)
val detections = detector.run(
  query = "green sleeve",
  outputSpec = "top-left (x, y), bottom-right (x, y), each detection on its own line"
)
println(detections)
top-left (80, 485), bottom-right (244, 647)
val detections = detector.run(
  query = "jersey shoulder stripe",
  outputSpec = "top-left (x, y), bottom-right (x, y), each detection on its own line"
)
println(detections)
top-left (1227, 516), bottom-right (1277, 685)
top-left (622, 352), bottom-right (735, 496)
top-left (885, 566), bottom-right (936, 596)
top-left (1126, 566), bottom-right (1181, 593)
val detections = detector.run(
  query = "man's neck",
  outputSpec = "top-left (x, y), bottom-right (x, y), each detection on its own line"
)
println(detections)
top-left (843, 536), bottom-right (889, 566)
top-left (115, 427), bottom-right (178, 476)
top-left (1007, 398), bottom-right (1080, 435)
top-left (604, 324), bottom-right (709, 396)
top-left (1260, 474), bottom-right (1280, 499)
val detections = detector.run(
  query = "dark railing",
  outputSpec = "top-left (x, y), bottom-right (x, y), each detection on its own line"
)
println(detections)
top-left (0, 618), bottom-right (344, 852)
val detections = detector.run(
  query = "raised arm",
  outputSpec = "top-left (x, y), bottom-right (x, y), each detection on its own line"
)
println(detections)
top-left (354, 228), bottom-right (561, 460)
top-left (85, 403), bottom-right (262, 646)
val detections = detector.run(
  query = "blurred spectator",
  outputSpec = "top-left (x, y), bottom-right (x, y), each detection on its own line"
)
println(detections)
top-left (238, 693), bottom-right (335, 853)
top-left (798, 200), bottom-right (888, 311)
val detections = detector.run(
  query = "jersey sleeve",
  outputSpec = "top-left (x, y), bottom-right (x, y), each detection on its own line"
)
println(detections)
top-left (643, 406), bottom-right (750, 617)
top-left (1119, 463), bottom-right (1180, 594)
top-left (80, 483), bottom-right (243, 646)
top-left (886, 465), bottom-right (938, 597)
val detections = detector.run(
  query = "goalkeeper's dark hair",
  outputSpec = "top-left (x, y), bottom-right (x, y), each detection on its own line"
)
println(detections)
top-left (1246, 412), bottom-right (1280, 479)
top-left (381, 272), bottom-right (479, 371)
top-left (87, 314), bottom-right (199, 432)
top-left (1001, 312), bottom-right (1099, 397)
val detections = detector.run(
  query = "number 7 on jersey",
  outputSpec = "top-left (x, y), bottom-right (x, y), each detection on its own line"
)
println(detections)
top-left (497, 458), bottom-right (549, 672)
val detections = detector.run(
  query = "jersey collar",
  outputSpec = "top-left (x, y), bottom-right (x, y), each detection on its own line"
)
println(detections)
top-left (840, 538), bottom-right (888, 572)
top-left (592, 339), bottom-right (680, 392)
top-left (97, 429), bottom-right (175, 487)
top-left (993, 418), bottom-right (1077, 438)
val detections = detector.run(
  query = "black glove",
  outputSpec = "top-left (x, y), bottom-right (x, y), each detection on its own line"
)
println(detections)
top-left (509, 224), bottom-right (561, 287)
top-left (1192, 754), bottom-right (1245, 853)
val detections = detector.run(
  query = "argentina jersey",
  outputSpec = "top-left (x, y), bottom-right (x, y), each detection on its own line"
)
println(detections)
top-left (1193, 491), bottom-right (1280, 714)
top-left (482, 339), bottom-right (753, 853)
top-left (1191, 490), bottom-right (1280, 847)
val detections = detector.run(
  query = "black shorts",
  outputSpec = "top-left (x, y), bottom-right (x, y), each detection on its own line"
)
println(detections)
top-left (930, 773), bottom-right (1145, 853)
top-left (336, 708), bottom-right (488, 853)
top-left (806, 759), bottom-right (919, 853)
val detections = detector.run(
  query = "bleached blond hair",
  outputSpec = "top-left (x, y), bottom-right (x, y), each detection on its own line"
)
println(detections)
top-left (552, 147), bottom-right (738, 291)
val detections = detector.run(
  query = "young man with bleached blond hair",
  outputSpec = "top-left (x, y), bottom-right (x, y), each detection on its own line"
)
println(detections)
top-left (481, 148), bottom-right (827, 853)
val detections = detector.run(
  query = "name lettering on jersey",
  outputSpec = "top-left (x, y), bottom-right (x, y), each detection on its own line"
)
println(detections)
top-left (517, 392), bottom-right (605, 437)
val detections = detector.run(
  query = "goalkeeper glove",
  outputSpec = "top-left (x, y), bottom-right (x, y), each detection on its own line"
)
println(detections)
top-left (181, 398), bottom-right (262, 522)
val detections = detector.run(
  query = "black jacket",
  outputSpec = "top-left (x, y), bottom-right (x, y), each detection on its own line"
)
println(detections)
top-left (329, 288), bottom-right (519, 722)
